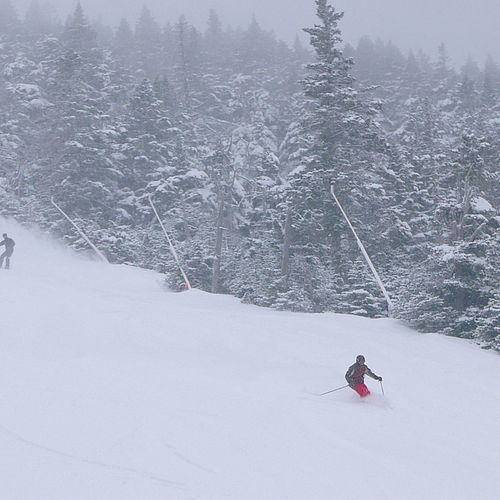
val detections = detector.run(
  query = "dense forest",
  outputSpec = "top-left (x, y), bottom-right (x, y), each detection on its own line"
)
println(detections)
top-left (0, 0), bottom-right (499, 349)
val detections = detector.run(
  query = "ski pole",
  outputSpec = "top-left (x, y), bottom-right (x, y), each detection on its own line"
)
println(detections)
top-left (380, 380), bottom-right (385, 395)
top-left (319, 384), bottom-right (349, 396)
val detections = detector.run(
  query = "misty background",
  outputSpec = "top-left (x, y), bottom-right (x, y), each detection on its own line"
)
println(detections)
top-left (9, 0), bottom-right (500, 65)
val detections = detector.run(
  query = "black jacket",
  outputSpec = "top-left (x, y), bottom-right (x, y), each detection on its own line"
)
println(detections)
top-left (0, 237), bottom-right (15, 253)
top-left (345, 362), bottom-right (380, 387)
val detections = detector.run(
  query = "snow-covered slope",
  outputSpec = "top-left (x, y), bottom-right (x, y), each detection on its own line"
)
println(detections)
top-left (0, 217), bottom-right (499, 500)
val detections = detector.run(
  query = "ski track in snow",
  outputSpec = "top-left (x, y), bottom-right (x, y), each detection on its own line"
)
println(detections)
top-left (0, 217), bottom-right (499, 500)
top-left (0, 422), bottom-right (182, 489)
top-left (162, 441), bottom-right (216, 475)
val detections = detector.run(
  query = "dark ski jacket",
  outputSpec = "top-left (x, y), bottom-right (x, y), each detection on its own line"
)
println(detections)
top-left (0, 237), bottom-right (15, 254)
top-left (345, 362), bottom-right (380, 387)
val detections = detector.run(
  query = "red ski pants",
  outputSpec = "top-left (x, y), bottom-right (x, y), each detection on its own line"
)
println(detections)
top-left (352, 383), bottom-right (370, 397)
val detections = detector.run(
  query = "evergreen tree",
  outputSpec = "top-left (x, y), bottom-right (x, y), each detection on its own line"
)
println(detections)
top-left (482, 56), bottom-right (500, 105)
top-left (112, 18), bottom-right (134, 68)
top-left (279, 0), bottom-right (387, 312)
top-left (24, 0), bottom-right (55, 37)
top-left (205, 9), bottom-right (226, 68)
top-left (60, 2), bottom-right (96, 53)
top-left (400, 132), bottom-right (498, 341)
top-left (134, 6), bottom-right (162, 77)
top-left (461, 56), bottom-right (481, 84)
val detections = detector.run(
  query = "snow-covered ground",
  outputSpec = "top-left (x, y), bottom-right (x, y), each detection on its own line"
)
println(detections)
top-left (0, 217), bottom-right (499, 500)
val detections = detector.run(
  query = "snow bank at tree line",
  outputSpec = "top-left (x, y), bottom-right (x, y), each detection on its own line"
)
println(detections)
top-left (0, 216), bottom-right (499, 500)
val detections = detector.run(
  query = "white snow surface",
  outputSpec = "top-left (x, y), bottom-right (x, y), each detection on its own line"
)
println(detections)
top-left (0, 217), bottom-right (499, 500)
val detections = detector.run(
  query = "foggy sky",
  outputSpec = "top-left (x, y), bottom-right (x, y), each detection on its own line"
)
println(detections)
top-left (11, 0), bottom-right (500, 65)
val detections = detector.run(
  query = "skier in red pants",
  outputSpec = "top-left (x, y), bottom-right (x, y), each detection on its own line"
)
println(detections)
top-left (345, 355), bottom-right (382, 397)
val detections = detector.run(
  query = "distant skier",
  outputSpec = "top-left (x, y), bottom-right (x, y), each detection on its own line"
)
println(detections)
top-left (345, 355), bottom-right (382, 397)
top-left (0, 233), bottom-right (15, 269)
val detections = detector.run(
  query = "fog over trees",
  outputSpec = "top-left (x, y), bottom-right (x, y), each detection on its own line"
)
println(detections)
top-left (1, 0), bottom-right (499, 349)
top-left (8, 0), bottom-right (500, 64)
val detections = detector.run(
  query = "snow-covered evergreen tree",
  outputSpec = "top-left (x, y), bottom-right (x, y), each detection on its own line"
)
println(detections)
top-left (278, 0), bottom-right (388, 313)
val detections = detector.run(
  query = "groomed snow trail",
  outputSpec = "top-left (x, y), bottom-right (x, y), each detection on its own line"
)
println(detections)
top-left (0, 217), bottom-right (499, 500)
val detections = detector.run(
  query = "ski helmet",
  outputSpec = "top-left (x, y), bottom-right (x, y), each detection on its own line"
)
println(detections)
top-left (356, 355), bottom-right (365, 363)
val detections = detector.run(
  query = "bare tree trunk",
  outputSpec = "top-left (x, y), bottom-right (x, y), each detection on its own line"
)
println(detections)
top-left (211, 199), bottom-right (224, 293)
top-left (281, 206), bottom-right (292, 282)
top-left (210, 140), bottom-right (235, 294)
top-left (454, 167), bottom-right (473, 310)
top-left (16, 162), bottom-right (24, 196)
top-left (177, 18), bottom-right (190, 106)
top-left (457, 167), bottom-right (472, 241)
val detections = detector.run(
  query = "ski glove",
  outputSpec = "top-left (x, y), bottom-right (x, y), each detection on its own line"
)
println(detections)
top-left (377, 376), bottom-right (383, 381)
